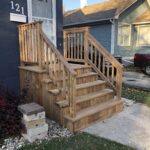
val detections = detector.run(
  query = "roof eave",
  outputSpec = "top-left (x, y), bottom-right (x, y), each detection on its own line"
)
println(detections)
top-left (133, 21), bottom-right (150, 25)
top-left (64, 18), bottom-right (114, 28)
top-left (114, 0), bottom-right (138, 19)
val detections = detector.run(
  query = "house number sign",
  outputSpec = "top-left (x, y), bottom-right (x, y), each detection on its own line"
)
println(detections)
top-left (10, 1), bottom-right (25, 15)
top-left (10, 0), bottom-right (27, 23)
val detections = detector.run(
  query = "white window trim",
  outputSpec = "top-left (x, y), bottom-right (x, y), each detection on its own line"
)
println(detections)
top-left (136, 25), bottom-right (150, 47)
top-left (27, 0), bottom-right (57, 46)
top-left (118, 24), bottom-right (132, 47)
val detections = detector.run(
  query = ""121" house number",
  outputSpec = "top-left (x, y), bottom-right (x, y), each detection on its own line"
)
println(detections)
top-left (10, 1), bottom-right (25, 15)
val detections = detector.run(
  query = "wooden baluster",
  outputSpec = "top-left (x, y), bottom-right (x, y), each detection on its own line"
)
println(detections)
top-left (103, 57), bottom-right (105, 75)
top-left (28, 25), bottom-right (32, 62)
top-left (84, 30), bottom-right (88, 64)
top-left (33, 25), bottom-right (36, 62)
top-left (80, 32), bottom-right (83, 60)
top-left (49, 47), bottom-right (53, 78)
top-left (107, 61), bottom-right (110, 79)
top-left (46, 43), bottom-right (49, 72)
top-left (71, 34), bottom-right (73, 59)
top-left (64, 32), bottom-right (67, 60)
top-left (31, 24), bottom-right (33, 62)
top-left (58, 58), bottom-right (61, 79)
top-left (74, 33), bottom-right (77, 59)
top-left (98, 52), bottom-right (101, 70)
top-left (34, 25), bottom-right (38, 62)
top-left (34, 24), bottom-right (37, 62)
top-left (111, 64), bottom-right (114, 85)
top-left (54, 52), bottom-right (57, 79)
top-left (41, 37), bottom-right (45, 68)
top-left (77, 33), bottom-right (80, 60)
top-left (21, 26), bottom-right (24, 63)
top-left (94, 48), bottom-right (97, 66)
top-left (37, 22), bottom-right (42, 68)
top-left (68, 34), bottom-right (70, 59)
top-left (90, 43), bottom-right (93, 63)
top-left (25, 27), bottom-right (28, 62)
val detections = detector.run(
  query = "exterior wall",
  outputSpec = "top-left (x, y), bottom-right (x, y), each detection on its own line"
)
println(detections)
top-left (114, 0), bottom-right (150, 57)
top-left (0, 0), bottom-right (63, 95)
top-left (90, 23), bottom-right (112, 53)
top-left (0, 0), bottom-right (28, 95)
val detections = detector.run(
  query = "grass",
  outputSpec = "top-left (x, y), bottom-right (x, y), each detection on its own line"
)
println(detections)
top-left (20, 133), bottom-right (134, 150)
top-left (122, 86), bottom-right (150, 107)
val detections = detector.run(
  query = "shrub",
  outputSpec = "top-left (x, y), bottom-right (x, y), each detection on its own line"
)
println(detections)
top-left (0, 84), bottom-right (23, 139)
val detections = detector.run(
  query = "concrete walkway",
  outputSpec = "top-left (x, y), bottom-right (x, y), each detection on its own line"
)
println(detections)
top-left (123, 72), bottom-right (150, 91)
top-left (83, 99), bottom-right (150, 150)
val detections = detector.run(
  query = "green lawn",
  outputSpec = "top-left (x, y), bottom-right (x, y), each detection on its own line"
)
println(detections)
top-left (20, 133), bottom-right (134, 150)
top-left (122, 86), bottom-right (150, 107)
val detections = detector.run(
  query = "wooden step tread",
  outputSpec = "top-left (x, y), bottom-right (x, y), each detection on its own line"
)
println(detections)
top-left (42, 79), bottom-right (52, 84)
top-left (76, 89), bottom-right (114, 104)
top-left (65, 100), bottom-right (122, 122)
top-left (56, 100), bottom-right (69, 108)
top-left (77, 72), bottom-right (98, 78)
top-left (48, 89), bottom-right (60, 95)
top-left (69, 64), bottom-right (91, 69)
top-left (76, 80), bottom-right (106, 90)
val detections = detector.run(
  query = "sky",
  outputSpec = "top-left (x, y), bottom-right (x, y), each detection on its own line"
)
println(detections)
top-left (63, 0), bottom-right (106, 11)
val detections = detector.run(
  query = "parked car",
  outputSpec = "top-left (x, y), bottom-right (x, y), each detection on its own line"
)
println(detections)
top-left (134, 53), bottom-right (150, 75)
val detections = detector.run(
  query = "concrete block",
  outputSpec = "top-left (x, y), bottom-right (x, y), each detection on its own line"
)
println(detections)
top-left (23, 132), bottom-right (48, 143)
top-left (23, 112), bottom-right (45, 122)
top-left (26, 123), bottom-right (48, 137)
top-left (18, 103), bottom-right (45, 115)
top-left (22, 119), bottom-right (46, 129)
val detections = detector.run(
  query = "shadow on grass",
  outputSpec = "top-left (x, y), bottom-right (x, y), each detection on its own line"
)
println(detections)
top-left (20, 133), bottom-right (135, 150)
top-left (122, 86), bottom-right (150, 107)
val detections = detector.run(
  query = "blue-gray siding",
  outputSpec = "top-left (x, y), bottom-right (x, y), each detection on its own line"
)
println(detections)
top-left (90, 24), bottom-right (112, 53)
top-left (0, 0), bottom-right (28, 95)
top-left (114, 0), bottom-right (150, 57)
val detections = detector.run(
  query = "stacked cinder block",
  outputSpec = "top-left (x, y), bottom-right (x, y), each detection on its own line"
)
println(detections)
top-left (18, 103), bottom-right (48, 142)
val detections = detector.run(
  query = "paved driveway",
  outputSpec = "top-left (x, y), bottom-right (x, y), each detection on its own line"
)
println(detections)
top-left (83, 99), bottom-right (150, 150)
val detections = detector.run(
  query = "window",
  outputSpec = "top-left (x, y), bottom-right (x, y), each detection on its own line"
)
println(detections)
top-left (136, 25), bottom-right (150, 46)
top-left (118, 24), bottom-right (131, 46)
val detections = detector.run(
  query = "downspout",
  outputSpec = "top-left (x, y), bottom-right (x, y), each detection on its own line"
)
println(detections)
top-left (110, 19), bottom-right (115, 55)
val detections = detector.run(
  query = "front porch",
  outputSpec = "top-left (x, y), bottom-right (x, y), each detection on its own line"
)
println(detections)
top-left (18, 21), bottom-right (123, 132)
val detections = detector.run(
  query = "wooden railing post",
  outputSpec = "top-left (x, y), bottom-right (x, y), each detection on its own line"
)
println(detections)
top-left (69, 74), bottom-right (76, 118)
top-left (84, 28), bottom-right (89, 65)
top-left (64, 31), bottom-right (67, 60)
top-left (116, 67), bottom-right (122, 100)
top-left (37, 22), bottom-right (43, 68)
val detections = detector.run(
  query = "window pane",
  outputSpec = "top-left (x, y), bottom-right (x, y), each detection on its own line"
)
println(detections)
top-left (32, 0), bottom-right (53, 19)
top-left (118, 25), bottom-right (131, 46)
top-left (137, 26), bottom-right (150, 46)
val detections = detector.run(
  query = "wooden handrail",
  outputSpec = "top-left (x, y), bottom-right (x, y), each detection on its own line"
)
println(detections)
top-left (64, 27), bottom-right (123, 100)
top-left (88, 33), bottom-right (123, 69)
top-left (87, 32), bottom-right (123, 100)
top-left (40, 30), bottom-right (77, 76)
top-left (18, 21), bottom-right (77, 117)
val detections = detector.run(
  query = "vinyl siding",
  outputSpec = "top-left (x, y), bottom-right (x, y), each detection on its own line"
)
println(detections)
top-left (114, 0), bottom-right (150, 57)
top-left (90, 23), bottom-right (112, 53)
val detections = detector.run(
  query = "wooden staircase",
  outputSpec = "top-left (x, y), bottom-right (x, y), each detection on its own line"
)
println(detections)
top-left (18, 22), bottom-right (123, 132)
